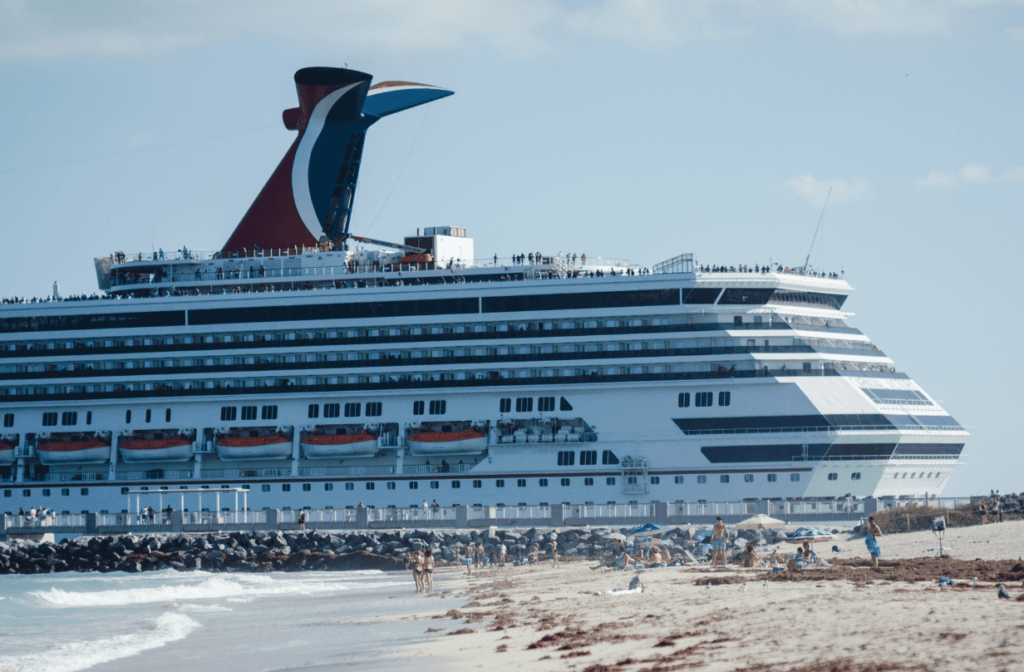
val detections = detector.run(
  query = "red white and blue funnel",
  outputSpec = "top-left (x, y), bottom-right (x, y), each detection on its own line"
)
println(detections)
top-left (221, 67), bottom-right (453, 254)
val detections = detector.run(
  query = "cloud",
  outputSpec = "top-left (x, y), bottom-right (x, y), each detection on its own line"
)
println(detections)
top-left (783, 175), bottom-right (872, 206)
top-left (958, 163), bottom-right (991, 183)
top-left (1002, 166), bottom-right (1024, 182)
top-left (916, 171), bottom-right (959, 188)
top-left (2, 0), bottom-right (1022, 61)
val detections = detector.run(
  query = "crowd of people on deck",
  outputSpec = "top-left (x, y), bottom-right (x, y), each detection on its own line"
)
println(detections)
top-left (700, 263), bottom-right (841, 278)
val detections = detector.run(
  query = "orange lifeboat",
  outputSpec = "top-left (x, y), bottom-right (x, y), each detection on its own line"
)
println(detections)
top-left (400, 252), bottom-right (433, 265)
top-left (119, 437), bottom-right (193, 463)
top-left (0, 440), bottom-right (15, 464)
top-left (301, 432), bottom-right (378, 458)
top-left (407, 429), bottom-right (486, 456)
top-left (37, 438), bottom-right (110, 464)
top-left (215, 434), bottom-right (291, 460)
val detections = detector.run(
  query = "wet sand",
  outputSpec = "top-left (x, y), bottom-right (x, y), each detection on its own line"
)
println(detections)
top-left (386, 524), bottom-right (1024, 671)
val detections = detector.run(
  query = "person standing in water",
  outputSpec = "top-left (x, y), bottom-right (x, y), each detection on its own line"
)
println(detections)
top-left (423, 549), bottom-right (435, 592)
top-left (409, 550), bottom-right (425, 593)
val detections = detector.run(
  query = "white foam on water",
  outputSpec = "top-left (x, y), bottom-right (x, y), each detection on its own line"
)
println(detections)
top-left (30, 573), bottom-right (404, 608)
top-left (0, 612), bottom-right (198, 672)
top-left (176, 603), bottom-right (233, 613)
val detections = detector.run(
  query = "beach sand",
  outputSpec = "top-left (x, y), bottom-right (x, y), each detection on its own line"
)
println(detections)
top-left (388, 523), bottom-right (1024, 671)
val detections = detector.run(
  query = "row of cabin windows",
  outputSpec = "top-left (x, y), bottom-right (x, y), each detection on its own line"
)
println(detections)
top-left (499, 397), bottom-right (572, 413)
top-left (306, 402), bottom-right (383, 419)
top-left (559, 450), bottom-right (616, 466)
top-left (4, 488), bottom-right (90, 497)
top-left (41, 411), bottom-right (93, 426)
top-left (828, 472), bottom-right (863, 480)
top-left (219, 405), bottom-right (277, 421)
top-left (678, 391), bottom-right (730, 407)
top-left (673, 473), bottom-right (800, 484)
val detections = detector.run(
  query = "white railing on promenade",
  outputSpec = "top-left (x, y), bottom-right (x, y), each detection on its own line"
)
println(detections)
top-left (6, 513), bottom-right (87, 528)
top-left (367, 506), bottom-right (456, 523)
top-left (481, 505), bottom-right (551, 520)
top-left (280, 508), bottom-right (357, 524)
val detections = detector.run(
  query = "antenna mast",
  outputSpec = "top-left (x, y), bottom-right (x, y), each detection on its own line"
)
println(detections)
top-left (802, 187), bottom-right (831, 272)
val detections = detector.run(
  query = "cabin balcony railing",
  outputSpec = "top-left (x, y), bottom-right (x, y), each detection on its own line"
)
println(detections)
top-left (43, 473), bottom-right (105, 482)
top-left (402, 464), bottom-right (472, 475)
top-left (298, 465), bottom-right (395, 477)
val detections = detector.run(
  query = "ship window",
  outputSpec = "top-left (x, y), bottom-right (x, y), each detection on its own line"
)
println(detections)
top-left (345, 483), bottom-right (354, 490)
top-left (279, 483), bottom-right (290, 492)
top-left (365, 482), bottom-right (375, 490)
top-left (451, 480), bottom-right (460, 489)
top-left (557, 451), bottom-right (575, 466)
top-left (601, 450), bottom-right (619, 465)
top-left (559, 397), bottom-right (573, 411)
top-left (145, 409), bottom-right (152, 423)
top-left (580, 450), bottom-right (597, 466)
top-left (606, 477), bottom-right (616, 485)
top-left (827, 472), bottom-right (838, 481)
top-left (261, 405), bottom-right (278, 420)
top-left (495, 479), bottom-right (505, 487)
top-left (86, 412), bottom-right (92, 425)
top-left (308, 404), bottom-right (319, 419)
top-left (695, 392), bottom-right (713, 407)
top-left (517, 479), bottom-right (526, 487)
top-left (720, 475), bottom-right (730, 483)
top-left (743, 474), bottom-right (753, 483)
top-left (515, 397), bottom-right (533, 412)
top-left (408, 482), bottom-right (418, 489)
top-left (220, 407), bottom-right (237, 422)
top-left (429, 400), bottom-right (446, 415)
top-left (790, 473), bottom-right (800, 481)
top-left (61, 411), bottom-right (77, 426)
top-left (365, 402), bottom-right (382, 417)
top-left (584, 477), bottom-right (594, 486)
top-left (678, 392), bottom-right (690, 407)
top-left (539, 479), bottom-right (548, 487)
top-left (499, 398), bottom-right (511, 413)
top-left (121, 487), bottom-right (129, 495)
top-left (767, 473), bottom-right (777, 482)
top-left (674, 476), bottom-right (684, 484)
top-left (59, 488), bottom-right (69, 496)
top-left (683, 287), bottom-right (722, 304)
top-left (387, 482), bottom-right (396, 490)
top-left (697, 475), bottom-right (707, 484)
top-left (42, 412), bottom-right (58, 426)
top-left (852, 472), bottom-right (861, 480)
top-left (560, 478), bottom-right (570, 487)
top-left (413, 400), bottom-right (424, 415)
top-left (538, 397), bottom-right (555, 412)
top-left (324, 403), bottom-right (340, 418)
top-left (650, 476), bottom-right (660, 485)
top-left (325, 483), bottom-right (334, 491)
top-left (718, 392), bottom-right (731, 406)
top-left (430, 481), bottom-right (439, 489)
top-left (241, 406), bottom-right (257, 421)
top-left (3, 413), bottom-right (12, 427)
top-left (344, 403), bottom-right (361, 418)
top-left (302, 483), bottom-right (311, 491)
top-left (165, 409), bottom-right (171, 422)
top-left (472, 480), bottom-right (482, 488)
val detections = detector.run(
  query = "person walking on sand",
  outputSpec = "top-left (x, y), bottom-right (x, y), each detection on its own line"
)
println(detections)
top-left (424, 549), bottom-right (435, 592)
top-left (551, 539), bottom-right (559, 567)
top-left (711, 517), bottom-right (728, 568)
top-left (865, 516), bottom-right (883, 568)
top-left (463, 544), bottom-right (474, 574)
top-left (474, 543), bottom-right (483, 570)
top-left (499, 542), bottom-right (507, 567)
top-left (979, 500), bottom-right (988, 525)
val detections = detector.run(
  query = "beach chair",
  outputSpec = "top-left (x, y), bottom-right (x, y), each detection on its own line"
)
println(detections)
top-left (684, 550), bottom-right (707, 566)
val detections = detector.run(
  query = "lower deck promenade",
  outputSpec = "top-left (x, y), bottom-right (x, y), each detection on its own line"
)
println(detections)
top-left (0, 496), bottom-right (973, 539)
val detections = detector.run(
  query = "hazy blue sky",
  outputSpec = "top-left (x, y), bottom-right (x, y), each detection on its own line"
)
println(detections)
top-left (1, 1), bottom-right (1021, 496)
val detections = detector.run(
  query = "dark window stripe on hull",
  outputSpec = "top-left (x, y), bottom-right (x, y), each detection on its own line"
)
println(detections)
top-left (482, 289), bottom-right (680, 314)
top-left (190, 297), bottom-right (480, 326)
top-left (700, 441), bottom-right (964, 463)
top-left (675, 413), bottom-right (962, 435)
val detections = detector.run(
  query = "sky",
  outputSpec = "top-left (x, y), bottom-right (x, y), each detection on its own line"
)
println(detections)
top-left (1, 0), bottom-right (1021, 497)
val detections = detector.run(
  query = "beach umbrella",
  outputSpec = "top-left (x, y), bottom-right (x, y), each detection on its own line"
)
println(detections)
top-left (735, 514), bottom-right (787, 530)
top-left (626, 523), bottom-right (670, 536)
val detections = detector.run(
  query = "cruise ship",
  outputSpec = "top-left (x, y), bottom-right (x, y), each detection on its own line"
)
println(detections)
top-left (0, 67), bottom-right (966, 516)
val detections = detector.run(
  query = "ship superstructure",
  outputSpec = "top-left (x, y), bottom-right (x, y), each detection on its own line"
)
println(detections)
top-left (0, 68), bottom-right (966, 515)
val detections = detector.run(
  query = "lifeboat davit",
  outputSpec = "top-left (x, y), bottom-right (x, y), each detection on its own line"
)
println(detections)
top-left (301, 433), bottom-right (378, 459)
top-left (37, 439), bottom-right (110, 464)
top-left (215, 434), bottom-right (291, 460)
top-left (406, 430), bottom-right (487, 456)
top-left (0, 441), bottom-right (15, 464)
top-left (119, 437), bottom-right (194, 463)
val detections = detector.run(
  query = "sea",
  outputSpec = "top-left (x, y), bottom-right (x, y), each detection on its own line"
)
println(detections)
top-left (0, 568), bottom-right (454, 672)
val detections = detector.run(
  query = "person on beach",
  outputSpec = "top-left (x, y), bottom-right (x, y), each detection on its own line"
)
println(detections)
top-left (529, 545), bottom-right (539, 564)
top-left (410, 550), bottom-right (425, 593)
top-left (474, 543), bottom-right (484, 570)
top-left (464, 545), bottom-right (474, 574)
top-left (298, 510), bottom-right (306, 530)
top-left (865, 516), bottom-right (883, 568)
top-left (979, 500), bottom-right (988, 525)
top-left (499, 543), bottom-right (507, 567)
top-left (551, 539), bottom-right (559, 567)
top-left (992, 498), bottom-right (1002, 523)
top-left (711, 517), bottom-right (728, 568)
top-left (424, 549), bottom-right (434, 592)
top-left (740, 543), bottom-right (759, 568)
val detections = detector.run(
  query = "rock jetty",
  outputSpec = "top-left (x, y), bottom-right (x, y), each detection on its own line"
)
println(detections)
top-left (0, 525), bottom-right (797, 575)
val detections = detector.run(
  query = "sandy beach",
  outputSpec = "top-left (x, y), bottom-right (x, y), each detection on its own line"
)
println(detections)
top-left (386, 522), bottom-right (1024, 672)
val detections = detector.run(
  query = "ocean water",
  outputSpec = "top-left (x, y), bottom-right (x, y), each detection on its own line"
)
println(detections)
top-left (0, 569), bottom-right (455, 672)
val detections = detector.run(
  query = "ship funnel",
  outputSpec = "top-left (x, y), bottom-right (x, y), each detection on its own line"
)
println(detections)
top-left (220, 67), bottom-right (453, 255)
